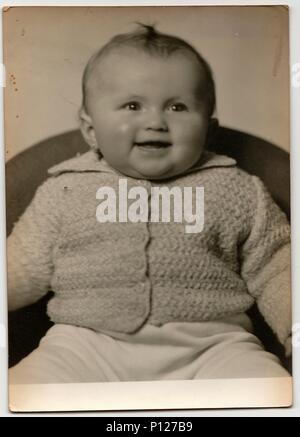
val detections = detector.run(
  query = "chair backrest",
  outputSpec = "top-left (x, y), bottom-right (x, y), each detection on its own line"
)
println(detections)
top-left (6, 126), bottom-right (290, 236)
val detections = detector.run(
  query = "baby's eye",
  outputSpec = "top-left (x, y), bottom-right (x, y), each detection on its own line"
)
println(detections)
top-left (168, 103), bottom-right (188, 112)
top-left (123, 102), bottom-right (141, 111)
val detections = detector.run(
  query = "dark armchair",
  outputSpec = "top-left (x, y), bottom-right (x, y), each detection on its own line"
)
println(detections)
top-left (6, 127), bottom-right (291, 371)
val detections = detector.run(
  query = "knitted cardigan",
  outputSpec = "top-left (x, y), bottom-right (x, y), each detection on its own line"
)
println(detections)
top-left (7, 150), bottom-right (291, 347)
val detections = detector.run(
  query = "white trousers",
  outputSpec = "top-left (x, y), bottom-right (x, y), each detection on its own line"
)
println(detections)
top-left (9, 315), bottom-right (289, 384)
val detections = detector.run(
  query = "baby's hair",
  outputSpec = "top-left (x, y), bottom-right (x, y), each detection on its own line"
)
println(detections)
top-left (81, 24), bottom-right (216, 117)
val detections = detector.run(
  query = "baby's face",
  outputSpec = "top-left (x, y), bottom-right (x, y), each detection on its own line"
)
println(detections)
top-left (83, 48), bottom-right (211, 180)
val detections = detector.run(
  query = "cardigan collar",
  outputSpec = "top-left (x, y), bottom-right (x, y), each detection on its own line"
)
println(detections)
top-left (48, 149), bottom-right (236, 178)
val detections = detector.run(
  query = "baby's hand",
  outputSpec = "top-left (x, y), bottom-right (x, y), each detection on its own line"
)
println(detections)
top-left (284, 336), bottom-right (292, 358)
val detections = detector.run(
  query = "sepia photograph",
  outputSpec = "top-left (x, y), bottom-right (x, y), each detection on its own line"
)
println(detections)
top-left (4, 5), bottom-right (292, 412)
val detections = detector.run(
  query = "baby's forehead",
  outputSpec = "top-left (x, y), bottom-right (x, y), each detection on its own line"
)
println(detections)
top-left (86, 45), bottom-right (206, 89)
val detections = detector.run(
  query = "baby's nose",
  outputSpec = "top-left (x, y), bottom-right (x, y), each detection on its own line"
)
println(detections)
top-left (144, 109), bottom-right (168, 132)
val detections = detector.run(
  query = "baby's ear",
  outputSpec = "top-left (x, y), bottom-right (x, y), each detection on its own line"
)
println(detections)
top-left (206, 117), bottom-right (219, 147)
top-left (79, 108), bottom-right (98, 149)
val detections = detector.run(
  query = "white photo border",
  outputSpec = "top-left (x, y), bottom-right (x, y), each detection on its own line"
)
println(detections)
top-left (0, 0), bottom-right (299, 417)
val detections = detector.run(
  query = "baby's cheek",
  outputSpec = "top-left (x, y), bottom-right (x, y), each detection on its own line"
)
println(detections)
top-left (118, 122), bottom-right (135, 135)
top-left (174, 117), bottom-right (204, 139)
top-left (176, 128), bottom-right (204, 149)
top-left (185, 131), bottom-right (207, 153)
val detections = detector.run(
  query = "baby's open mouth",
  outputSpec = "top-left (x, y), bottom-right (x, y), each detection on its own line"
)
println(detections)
top-left (135, 141), bottom-right (172, 149)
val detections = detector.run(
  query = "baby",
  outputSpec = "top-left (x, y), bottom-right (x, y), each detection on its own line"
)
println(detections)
top-left (8, 25), bottom-right (291, 383)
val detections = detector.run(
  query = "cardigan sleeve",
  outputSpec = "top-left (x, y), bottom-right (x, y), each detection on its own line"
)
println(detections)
top-left (240, 176), bottom-right (291, 353)
top-left (7, 178), bottom-right (61, 311)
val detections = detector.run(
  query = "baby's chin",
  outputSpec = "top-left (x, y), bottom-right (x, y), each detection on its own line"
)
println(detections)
top-left (119, 163), bottom-right (192, 181)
